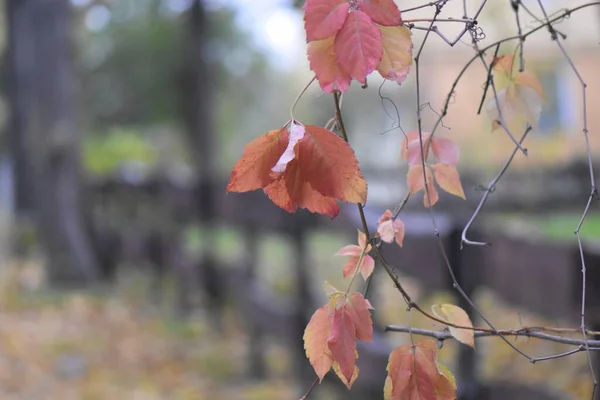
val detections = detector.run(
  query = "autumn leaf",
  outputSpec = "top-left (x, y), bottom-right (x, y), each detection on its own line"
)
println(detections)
top-left (334, 10), bottom-right (383, 84)
top-left (226, 127), bottom-right (289, 192)
top-left (303, 288), bottom-right (374, 387)
top-left (401, 131), bottom-right (459, 167)
top-left (430, 164), bottom-right (465, 200)
top-left (358, 0), bottom-right (402, 26)
top-left (377, 209), bottom-right (405, 247)
top-left (304, 0), bottom-right (350, 42)
top-left (432, 304), bottom-right (475, 348)
top-left (385, 339), bottom-right (456, 400)
top-left (486, 54), bottom-right (546, 129)
top-left (346, 293), bottom-right (374, 342)
top-left (407, 165), bottom-right (439, 207)
top-left (402, 132), bottom-right (465, 206)
top-left (308, 37), bottom-right (352, 93)
top-left (335, 230), bottom-right (375, 280)
top-left (298, 125), bottom-right (367, 203)
top-left (332, 361), bottom-right (359, 389)
top-left (304, 305), bottom-right (334, 381)
top-left (227, 122), bottom-right (367, 218)
top-left (377, 25), bottom-right (412, 83)
top-left (327, 306), bottom-right (357, 383)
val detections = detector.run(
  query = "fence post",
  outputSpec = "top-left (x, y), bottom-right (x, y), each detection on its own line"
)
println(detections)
top-left (290, 216), bottom-right (316, 386)
top-left (243, 224), bottom-right (268, 380)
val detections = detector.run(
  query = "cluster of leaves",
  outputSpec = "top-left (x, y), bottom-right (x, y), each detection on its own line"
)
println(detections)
top-left (401, 131), bottom-right (465, 207)
top-left (225, 0), bottom-right (552, 398)
top-left (304, 0), bottom-right (413, 92)
top-left (227, 121), bottom-right (367, 218)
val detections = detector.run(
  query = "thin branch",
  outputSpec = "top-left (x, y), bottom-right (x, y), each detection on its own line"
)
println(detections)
top-left (401, 0), bottom-right (448, 14)
top-left (535, 0), bottom-right (598, 395)
top-left (290, 76), bottom-right (316, 122)
top-left (404, 17), bottom-right (475, 23)
top-left (385, 325), bottom-right (600, 349)
top-left (461, 125), bottom-right (531, 247)
top-left (299, 377), bottom-right (319, 400)
top-left (429, 2), bottom-right (600, 141)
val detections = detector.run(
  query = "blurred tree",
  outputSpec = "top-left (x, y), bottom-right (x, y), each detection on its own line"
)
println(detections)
top-left (5, 0), bottom-right (99, 284)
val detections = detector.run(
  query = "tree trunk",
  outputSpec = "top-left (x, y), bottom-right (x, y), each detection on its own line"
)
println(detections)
top-left (5, 0), bottom-right (99, 285)
top-left (178, 0), bottom-right (224, 319)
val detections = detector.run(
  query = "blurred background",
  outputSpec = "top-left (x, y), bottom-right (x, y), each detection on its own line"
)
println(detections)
top-left (0, 0), bottom-right (599, 399)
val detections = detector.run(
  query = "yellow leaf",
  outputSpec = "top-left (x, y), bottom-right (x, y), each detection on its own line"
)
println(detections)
top-left (432, 303), bottom-right (475, 348)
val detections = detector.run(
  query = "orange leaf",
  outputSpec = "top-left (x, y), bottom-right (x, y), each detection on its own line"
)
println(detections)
top-left (346, 293), bottom-right (374, 342)
top-left (263, 178), bottom-right (297, 213)
top-left (327, 306), bottom-right (357, 383)
top-left (303, 305), bottom-right (334, 381)
top-left (279, 158), bottom-right (341, 218)
top-left (385, 339), bottom-right (456, 400)
top-left (298, 125), bottom-right (367, 203)
top-left (516, 70), bottom-right (546, 100)
top-left (334, 10), bottom-right (383, 84)
top-left (377, 209), bottom-right (406, 247)
top-left (431, 164), bottom-right (466, 200)
top-left (432, 304), bottom-right (475, 348)
top-left (358, 0), bottom-right (402, 26)
top-left (304, 0), bottom-right (350, 42)
top-left (308, 37), bottom-right (352, 93)
top-left (377, 25), bottom-right (412, 83)
top-left (228, 122), bottom-right (366, 217)
top-left (226, 127), bottom-right (288, 192)
top-left (407, 165), bottom-right (439, 207)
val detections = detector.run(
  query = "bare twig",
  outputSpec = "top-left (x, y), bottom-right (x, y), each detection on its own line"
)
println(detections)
top-left (535, 0), bottom-right (598, 395)
top-left (461, 126), bottom-right (532, 247)
top-left (299, 377), bottom-right (319, 400)
top-left (386, 325), bottom-right (600, 349)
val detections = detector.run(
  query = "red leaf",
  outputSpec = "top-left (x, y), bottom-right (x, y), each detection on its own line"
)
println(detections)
top-left (385, 339), bottom-right (456, 400)
top-left (263, 178), bottom-right (297, 213)
top-left (407, 165), bottom-right (439, 207)
top-left (308, 37), bottom-right (352, 93)
top-left (327, 306), bottom-right (357, 383)
top-left (334, 10), bottom-right (383, 84)
top-left (226, 127), bottom-right (289, 192)
top-left (346, 293), bottom-right (374, 341)
top-left (377, 25), bottom-right (413, 82)
top-left (304, 305), bottom-right (334, 381)
top-left (304, 0), bottom-right (350, 42)
top-left (358, 0), bottom-right (402, 26)
top-left (227, 122), bottom-right (366, 217)
top-left (431, 164), bottom-right (466, 200)
top-left (280, 158), bottom-right (341, 217)
top-left (297, 125), bottom-right (367, 203)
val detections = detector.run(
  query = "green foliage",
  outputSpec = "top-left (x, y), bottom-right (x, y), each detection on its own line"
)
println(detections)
top-left (83, 128), bottom-right (157, 175)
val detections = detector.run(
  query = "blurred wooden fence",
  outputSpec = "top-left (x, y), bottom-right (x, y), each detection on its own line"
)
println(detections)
top-left (87, 173), bottom-right (600, 400)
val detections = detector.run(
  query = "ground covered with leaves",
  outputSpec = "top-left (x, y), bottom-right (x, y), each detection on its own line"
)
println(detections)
top-left (0, 262), bottom-right (298, 400)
